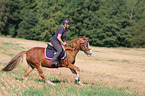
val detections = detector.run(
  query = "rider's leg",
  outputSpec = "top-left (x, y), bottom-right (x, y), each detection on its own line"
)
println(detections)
top-left (51, 40), bottom-right (62, 66)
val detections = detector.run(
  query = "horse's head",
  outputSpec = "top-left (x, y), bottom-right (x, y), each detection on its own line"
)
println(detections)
top-left (79, 37), bottom-right (93, 56)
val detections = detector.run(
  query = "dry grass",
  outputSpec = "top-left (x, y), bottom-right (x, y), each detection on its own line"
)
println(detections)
top-left (0, 37), bottom-right (145, 95)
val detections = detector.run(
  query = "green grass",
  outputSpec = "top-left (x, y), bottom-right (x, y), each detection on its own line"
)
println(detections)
top-left (21, 47), bottom-right (25, 49)
top-left (2, 52), bottom-right (14, 57)
top-left (2, 41), bottom-right (19, 46)
top-left (96, 59), bottom-right (102, 61)
top-left (122, 60), bottom-right (130, 63)
top-left (95, 51), bottom-right (101, 52)
top-left (120, 48), bottom-right (130, 50)
top-left (21, 84), bottom-right (140, 96)
top-left (0, 37), bottom-right (144, 96)
top-left (108, 59), bottom-right (130, 63)
top-left (0, 40), bottom-right (23, 57)
top-left (135, 49), bottom-right (145, 52)
top-left (1, 67), bottom-right (140, 96)
top-left (108, 59), bottom-right (118, 62)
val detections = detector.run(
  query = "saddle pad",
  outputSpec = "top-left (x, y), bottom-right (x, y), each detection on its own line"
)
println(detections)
top-left (44, 45), bottom-right (66, 60)
top-left (45, 48), bottom-right (54, 59)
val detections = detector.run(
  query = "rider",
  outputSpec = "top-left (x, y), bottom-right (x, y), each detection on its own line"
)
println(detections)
top-left (51, 19), bottom-right (71, 66)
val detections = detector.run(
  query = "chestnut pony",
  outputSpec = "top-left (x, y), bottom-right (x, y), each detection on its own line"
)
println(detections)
top-left (2, 37), bottom-right (92, 85)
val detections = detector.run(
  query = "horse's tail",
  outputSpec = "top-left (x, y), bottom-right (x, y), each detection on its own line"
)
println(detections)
top-left (2, 51), bottom-right (26, 72)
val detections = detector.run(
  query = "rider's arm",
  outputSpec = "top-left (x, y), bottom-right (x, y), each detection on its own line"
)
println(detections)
top-left (63, 38), bottom-right (66, 45)
top-left (57, 33), bottom-right (66, 45)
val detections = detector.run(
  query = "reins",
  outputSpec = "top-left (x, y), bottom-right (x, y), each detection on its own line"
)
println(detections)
top-left (65, 46), bottom-right (79, 51)
top-left (64, 52), bottom-right (69, 66)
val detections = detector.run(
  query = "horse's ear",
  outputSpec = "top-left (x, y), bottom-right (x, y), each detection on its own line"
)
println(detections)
top-left (83, 37), bottom-right (89, 40)
top-left (82, 36), bottom-right (86, 40)
top-left (87, 37), bottom-right (89, 40)
top-left (80, 38), bottom-right (84, 43)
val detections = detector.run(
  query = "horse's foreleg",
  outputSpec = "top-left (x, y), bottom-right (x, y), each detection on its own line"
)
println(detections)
top-left (67, 63), bottom-right (80, 71)
top-left (75, 70), bottom-right (83, 85)
top-left (36, 65), bottom-right (55, 85)
top-left (69, 68), bottom-right (83, 85)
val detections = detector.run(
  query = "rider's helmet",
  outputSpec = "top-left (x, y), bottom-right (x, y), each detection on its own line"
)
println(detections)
top-left (62, 19), bottom-right (71, 27)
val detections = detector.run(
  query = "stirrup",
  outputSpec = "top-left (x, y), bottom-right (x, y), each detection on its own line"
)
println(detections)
top-left (51, 62), bottom-right (58, 66)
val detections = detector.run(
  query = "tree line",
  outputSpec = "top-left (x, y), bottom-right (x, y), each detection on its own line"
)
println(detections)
top-left (0, 0), bottom-right (145, 47)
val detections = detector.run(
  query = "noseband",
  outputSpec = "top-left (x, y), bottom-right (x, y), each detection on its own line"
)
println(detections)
top-left (82, 42), bottom-right (91, 52)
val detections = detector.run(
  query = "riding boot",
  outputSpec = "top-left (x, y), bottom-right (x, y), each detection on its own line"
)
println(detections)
top-left (51, 54), bottom-right (58, 66)
top-left (51, 61), bottom-right (57, 66)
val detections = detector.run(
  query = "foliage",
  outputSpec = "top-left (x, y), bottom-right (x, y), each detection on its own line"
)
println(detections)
top-left (132, 23), bottom-right (145, 47)
top-left (0, 0), bottom-right (145, 47)
top-left (0, 0), bottom-right (11, 35)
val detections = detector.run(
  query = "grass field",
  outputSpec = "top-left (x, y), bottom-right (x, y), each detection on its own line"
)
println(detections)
top-left (0, 37), bottom-right (145, 96)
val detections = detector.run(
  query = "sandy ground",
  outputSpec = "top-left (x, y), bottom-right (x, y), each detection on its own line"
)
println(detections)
top-left (0, 37), bottom-right (145, 95)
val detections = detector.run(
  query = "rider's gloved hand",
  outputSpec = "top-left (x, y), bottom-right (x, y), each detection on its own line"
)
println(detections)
top-left (63, 42), bottom-right (67, 46)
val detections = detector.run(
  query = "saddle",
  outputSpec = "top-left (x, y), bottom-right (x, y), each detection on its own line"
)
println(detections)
top-left (44, 43), bottom-right (66, 60)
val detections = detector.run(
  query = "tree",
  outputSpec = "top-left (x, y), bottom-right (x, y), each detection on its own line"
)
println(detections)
top-left (1, 0), bottom-right (145, 47)
top-left (132, 23), bottom-right (145, 47)
top-left (17, 10), bottom-right (38, 40)
top-left (8, 0), bottom-right (24, 37)
top-left (0, 0), bottom-right (11, 35)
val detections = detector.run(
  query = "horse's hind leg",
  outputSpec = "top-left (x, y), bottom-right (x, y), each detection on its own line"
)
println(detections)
top-left (24, 61), bottom-right (34, 80)
top-left (36, 65), bottom-right (55, 85)
top-left (70, 68), bottom-right (83, 85)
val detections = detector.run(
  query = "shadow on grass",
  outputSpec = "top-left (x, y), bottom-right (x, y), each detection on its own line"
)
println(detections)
top-left (52, 79), bottom-right (66, 83)
top-left (34, 79), bottom-right (66, 84)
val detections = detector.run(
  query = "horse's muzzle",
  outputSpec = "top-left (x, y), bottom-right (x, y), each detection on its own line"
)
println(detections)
top-left (86, 52), bottom-right (92, 56)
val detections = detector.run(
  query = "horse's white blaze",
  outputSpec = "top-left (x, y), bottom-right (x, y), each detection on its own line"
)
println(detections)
top-left (87, 42), bottom-right (93, 54)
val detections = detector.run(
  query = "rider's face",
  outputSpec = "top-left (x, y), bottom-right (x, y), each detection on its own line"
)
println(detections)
top-left (64, 24), bottom-right (70, 29)
top-left (67, 24), bottom-right (70, 28)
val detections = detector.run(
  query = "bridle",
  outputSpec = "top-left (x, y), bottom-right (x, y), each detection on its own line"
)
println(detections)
top-left (64, 42), bottom-right (92, 66)
top-left (82, 42), bottom-right (91, 53)
top-left (81, 42), bottom-right (92, 56)
top-left (65, 42), bottom-right (91, 54)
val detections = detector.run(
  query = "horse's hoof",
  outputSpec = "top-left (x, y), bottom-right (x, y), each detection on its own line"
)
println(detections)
top-left (25, 77), bottom-right (28, 80)
top-left (47, 81), bottom-right (56, 85)
top-left (78, 81), bottom-right (83, 85)
top-left (50, 82), bottom-right (56, 85)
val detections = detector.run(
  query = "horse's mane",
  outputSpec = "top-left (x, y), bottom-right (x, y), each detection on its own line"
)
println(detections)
top-left (66, 36), bottom-right (86, 49)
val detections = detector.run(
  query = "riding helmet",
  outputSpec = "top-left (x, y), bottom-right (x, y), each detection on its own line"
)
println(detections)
top-left (62, 19), bottom-right (71, 25)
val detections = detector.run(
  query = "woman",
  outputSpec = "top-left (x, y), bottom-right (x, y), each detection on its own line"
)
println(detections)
top-left (51, 19), bottom-right (71, 66)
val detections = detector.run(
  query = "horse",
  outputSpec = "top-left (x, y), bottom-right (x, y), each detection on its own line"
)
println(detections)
top-left (2, 36), bottom-right (92, 85)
